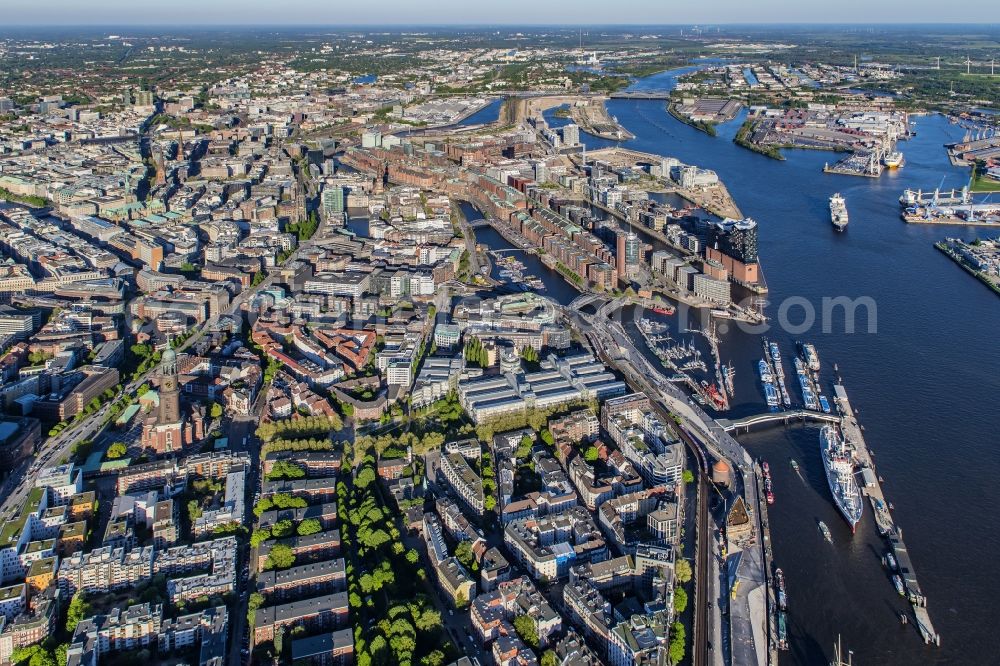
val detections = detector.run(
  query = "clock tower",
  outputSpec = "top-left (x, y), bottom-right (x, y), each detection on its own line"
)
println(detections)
top-left (158, 347), bottom-right (181, 425)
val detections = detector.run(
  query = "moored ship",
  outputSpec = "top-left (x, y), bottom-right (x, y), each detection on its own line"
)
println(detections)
top-left (764, 383), bottom-right (779, 409)
top-left (820, 425), bottom-right (864, 532)
top-left (758, 359), bottom-right (773, 384)
top-left (830, 193), bottom-right (849, 231)
top-left (721, 362), bottom-right (735, 396)
top-left (775, 568), bottom-right (787, 611)
top-left (801, 342), bottom-right (821, 373)
top-left (883, 151), bottom-right (905, 168)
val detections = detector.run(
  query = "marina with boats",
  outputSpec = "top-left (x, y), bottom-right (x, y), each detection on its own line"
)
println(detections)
top-left (493, 254), bottom-right (547, 291)
top-left (756, 339), bottom-right (833, 414)
top-left (636, 314), bottom-right (735, 410)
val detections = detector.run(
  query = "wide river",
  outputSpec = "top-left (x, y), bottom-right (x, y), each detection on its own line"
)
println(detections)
top-left (471, 66), bottom-right (998, 664)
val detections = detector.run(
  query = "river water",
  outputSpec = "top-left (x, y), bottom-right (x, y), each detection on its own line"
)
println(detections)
top-left (471, 67), bottom-right (998, 664)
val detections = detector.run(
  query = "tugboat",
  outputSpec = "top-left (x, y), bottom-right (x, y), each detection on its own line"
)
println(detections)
top-left (790, 459), bottom-right (799, 472)
top-left (650, 305), bottom-right (675, 316)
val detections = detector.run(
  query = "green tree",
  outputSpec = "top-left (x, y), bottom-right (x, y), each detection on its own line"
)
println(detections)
top-left (265, 460), bottom-right (306, 480)
top-left (250, 528), bottom-right (272, 548)
top-left (673, 587), bottom-right (688, 614)
top-left (274, 625), bottom-right (285, 657)
top-left (247, 592), bottom-right (264, 626)
top-left (271, 519), bottom-right (294, 538)
top-left (674, 558), bottom-right (693, 584)
top-left (28, 650), bottom-right (56, 666)
top-left (210, 402), bottom-right (224, 418)
top-left (130, 343), bottom-right (152, 358)
top-left (414, 607), bottom-right (441, 632)
top-left (421, 650), bottom-right (446, 666)
top-left (355, 466), bottom-right (377, 489)
top-left (583, 445), bottom-right (600, 463)
top-left (683, 469), bottom-right (695, 484)
top-left (297, 518), bottom-right (322, 536)
top-left (517, 434), bottom-right (533, 459)
top-left (265, 543), bottom-right (296, 570)
top-left (66, 593), bottom-right (90, 633)
top-left (512, 614), bottom-right (539, 650)
top-left (540, 428), bottom-right (554, 446)
top-left (10, 646), bottom-right (44, 666)
top-left (106, 441), bottom-right (127, 460)
top-left (455, 540), bottom-right (478, 573)
top-left (669, 622), bottom-right (686, 665)
top-left (187, 499), bottom-right (203, 522)
top-left (541, 651), bottom-right (558, 666)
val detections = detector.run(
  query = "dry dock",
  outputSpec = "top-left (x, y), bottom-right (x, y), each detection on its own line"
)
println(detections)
top-left (833, 383), bottom-right (941, 646)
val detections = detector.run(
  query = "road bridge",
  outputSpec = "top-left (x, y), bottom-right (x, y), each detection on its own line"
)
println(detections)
top-left (609, 90), bottom-right (673, 99)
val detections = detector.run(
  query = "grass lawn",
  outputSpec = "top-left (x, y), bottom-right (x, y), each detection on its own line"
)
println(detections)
top-left (969, 171), bottom-right (1000, 193)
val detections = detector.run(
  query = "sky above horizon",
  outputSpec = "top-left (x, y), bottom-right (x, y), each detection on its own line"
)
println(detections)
top-left (4, 0), bottom-right (999, 26)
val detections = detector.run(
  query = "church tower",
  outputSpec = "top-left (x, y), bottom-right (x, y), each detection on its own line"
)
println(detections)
top-left (142, 345), bottom-right (195, 455)
top-left (158, 348), bottom-right (181, 425)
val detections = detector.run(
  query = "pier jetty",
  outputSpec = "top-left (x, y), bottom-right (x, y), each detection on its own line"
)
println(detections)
top-left (833, 383), bottom-right (941, 646)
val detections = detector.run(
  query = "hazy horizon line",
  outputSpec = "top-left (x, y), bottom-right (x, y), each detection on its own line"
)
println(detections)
top-left (1, 21), bottom-right (998, 29)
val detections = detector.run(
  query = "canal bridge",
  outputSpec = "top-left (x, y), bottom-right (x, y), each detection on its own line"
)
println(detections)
top-left (569, 293), bottom-right (608, 311)
top-left (487, 248), bottom-right (530, 256)
top-left (718, 410), bottom-right (841, 433)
